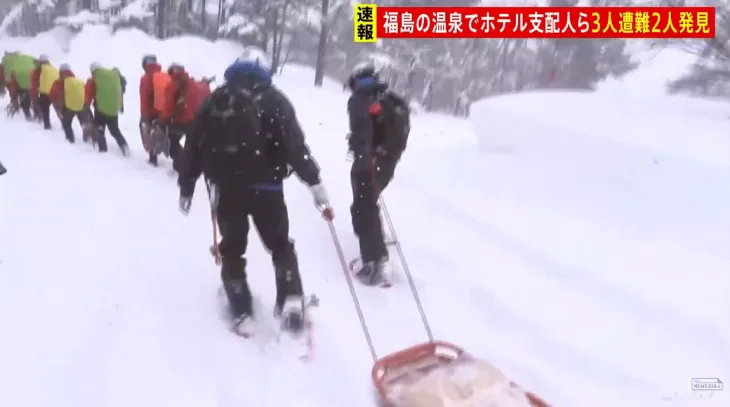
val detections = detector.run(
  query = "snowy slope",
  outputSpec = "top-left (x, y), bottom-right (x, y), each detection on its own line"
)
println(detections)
top-left (1, 27), bottom-right (728, 407)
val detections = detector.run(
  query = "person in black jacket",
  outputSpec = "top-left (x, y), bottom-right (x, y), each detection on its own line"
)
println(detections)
top-left (346, 62), bottom-right (410, 286)
top-left (176, 50), bottom-right (331, 336)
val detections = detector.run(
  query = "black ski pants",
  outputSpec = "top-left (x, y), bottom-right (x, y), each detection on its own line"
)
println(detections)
top-left (166, 123), bottom-right (186, 172)
top-left (60, 108), bottom-right (90, 143)
top-left (93, 111), bottom-right (128, 153)
top-left (16, 89), bottom-right (32, 120)
top-left (217, 185), bottom-right (303, 305)
top-left (350, 156), bottom-right (398, 263)
top-left (37, 93), bottom-right (52, 129)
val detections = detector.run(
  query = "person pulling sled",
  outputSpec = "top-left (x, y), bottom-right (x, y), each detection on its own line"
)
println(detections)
top-left (176, 49), bottom-right (331, 336)
top-left (346, 61), bottom-right (410, 286)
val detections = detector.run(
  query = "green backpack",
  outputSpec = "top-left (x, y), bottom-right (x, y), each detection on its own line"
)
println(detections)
top-left (2, 53), bottom-right (17, 84)
top-left (93, 68), bottom-right (122, 116)
top-left (12, 54), bottom-right (35, 90)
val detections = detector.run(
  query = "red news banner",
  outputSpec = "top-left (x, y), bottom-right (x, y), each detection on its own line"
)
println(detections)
top-left (375, 6), bottom-right (715, 39)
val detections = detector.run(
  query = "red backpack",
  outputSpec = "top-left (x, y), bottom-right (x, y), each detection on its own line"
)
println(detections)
top-left (182, 79), bottom-right (210, 118)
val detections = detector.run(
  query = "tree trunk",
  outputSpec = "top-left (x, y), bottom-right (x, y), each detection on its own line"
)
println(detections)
top-left (201, 0), bottom-right (206, 34)
top-left (216, 0), bottom-right (224, 31)
top-left (313, 0), bottom-right (330, 86)
top-left (271, 7), bottom-right (280, 72)
top-left (156, 0), bottom-right (165, 38)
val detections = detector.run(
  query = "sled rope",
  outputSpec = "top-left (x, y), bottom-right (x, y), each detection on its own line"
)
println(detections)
top-left (370, 158), bottom-right (435, 342)
top-left (380, 196), bottom-right (434, 342)
top-left (326, 218), bottom-right (379, 362)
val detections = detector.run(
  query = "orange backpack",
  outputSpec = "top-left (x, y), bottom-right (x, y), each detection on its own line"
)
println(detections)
top-left (152, 71), bottom-right (171, 113)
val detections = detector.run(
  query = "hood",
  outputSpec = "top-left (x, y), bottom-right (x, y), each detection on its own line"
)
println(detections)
top-left (223, 61), bottom-right (272, 87)
top-left (143, 63), bottom-right (162, 75)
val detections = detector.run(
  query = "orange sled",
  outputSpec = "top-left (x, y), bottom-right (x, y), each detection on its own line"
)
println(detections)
top-left (372, 341), bottom-right (551, 407)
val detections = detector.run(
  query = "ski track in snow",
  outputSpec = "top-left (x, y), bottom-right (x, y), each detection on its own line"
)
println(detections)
top-left (1, 27), bottom-right (729, 407)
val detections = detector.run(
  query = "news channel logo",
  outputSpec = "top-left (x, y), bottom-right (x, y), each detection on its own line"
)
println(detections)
top-left (692, 378), bottom-right (723, 391)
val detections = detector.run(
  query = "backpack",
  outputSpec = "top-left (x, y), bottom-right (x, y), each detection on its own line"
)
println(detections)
top-left (178, 78), bottom-right (210, 119)
top-left (372, 91), bottom-right (410, 159)
top-left (201, 85), bottom-right (267, 183)
top-left (152, 71), bottom-right (171, 113)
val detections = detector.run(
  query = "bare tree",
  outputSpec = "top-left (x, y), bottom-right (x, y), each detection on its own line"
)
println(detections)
top-left (313, 0), bottom-right (329, 86)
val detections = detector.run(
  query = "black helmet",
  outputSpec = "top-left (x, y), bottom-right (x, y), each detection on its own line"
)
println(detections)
top-left (142, 54), bottom-right (157, 68)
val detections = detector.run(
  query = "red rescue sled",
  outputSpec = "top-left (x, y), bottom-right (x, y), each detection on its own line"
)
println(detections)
top-left (372, 341), bottom-right (551, 407)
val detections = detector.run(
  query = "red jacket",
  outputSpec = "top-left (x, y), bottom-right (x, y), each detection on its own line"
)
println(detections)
top-left (161, 69), bottom-right (198, 125)
top-left (84, 77), bottom-right (96, 109)
top-left (30, 64), bottom-right (43, 99)
top-left (139, 63), bottom-right (161, 119)
top-left (8, 72), bottom-right (18, 104)
top-left (49, 69), bottom-right (75, 107)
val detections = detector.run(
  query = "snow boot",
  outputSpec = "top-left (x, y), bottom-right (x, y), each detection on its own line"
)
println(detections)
top-left (221, 257), bottom-right (255, 336)
top-left (275, 296), bottom-right (305, 334)
top-left (148, 153), bottom-right (158, 167)
top-left (223, 279), bottom-right (254, 336)
top-left (356, 256), bottom-right (392, 286)
top-left (375, 256), bottom-right (393, 285)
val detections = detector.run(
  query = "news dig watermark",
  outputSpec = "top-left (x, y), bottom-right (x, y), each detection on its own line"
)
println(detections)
top-left (662, 378), bottom-right (723, 402)
top-left (693, 378), bottom-right (723, 392)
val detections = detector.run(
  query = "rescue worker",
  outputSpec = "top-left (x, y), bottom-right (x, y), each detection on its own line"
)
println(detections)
top-left (139, 54), bottom-right (163, 166)
top-left (176, 51), bottom-right (331, 335)
top-left (345, 62), bottom-right (410, 286)
top-left (85, 62), bottom-right (129, 155)
top-left (5, 52), bottom-right (36, 120)
top-left (31, 54), bottom-right (59, 129)
top-left (160, 62), bottom-right (210, 173)
top-left (49, 63), bottom-right (90, 144)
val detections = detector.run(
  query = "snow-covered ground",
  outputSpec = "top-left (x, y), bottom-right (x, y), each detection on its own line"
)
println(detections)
top-left (0, 27), bottom-right (728, 407)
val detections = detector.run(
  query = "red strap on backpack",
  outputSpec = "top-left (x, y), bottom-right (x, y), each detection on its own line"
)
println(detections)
top-left (368, 102), bottom-right (382, 115)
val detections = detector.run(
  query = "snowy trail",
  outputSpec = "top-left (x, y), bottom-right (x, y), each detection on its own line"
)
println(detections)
top-left (0, 108), bottom-right (406, 407)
